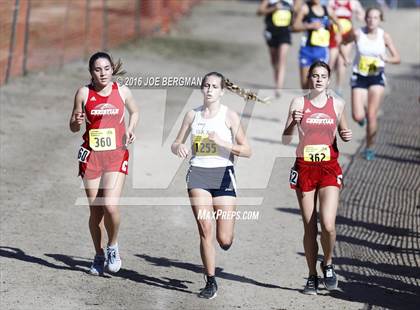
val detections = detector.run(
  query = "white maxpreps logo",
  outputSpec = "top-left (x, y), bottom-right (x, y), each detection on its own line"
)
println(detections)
top-left (305, 108), bottom-right (311, 113)
top-left (90, 96), bottom-right (96, 101)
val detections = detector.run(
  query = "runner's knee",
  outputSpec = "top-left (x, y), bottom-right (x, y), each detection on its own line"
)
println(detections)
top-left (321, 223), bottom-right (336, 236)
top-left (216, 234), bottom-right (233, 251)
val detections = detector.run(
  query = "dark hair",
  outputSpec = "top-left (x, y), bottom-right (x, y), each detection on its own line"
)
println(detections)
top-left (201, 71), bottom-right (226, 89)
top-left (365, 7), bottom-right (384, 22)
top-left (88, 51), bottom-right (126, 76)
top-left (308, 61), bottom-right (331, 78)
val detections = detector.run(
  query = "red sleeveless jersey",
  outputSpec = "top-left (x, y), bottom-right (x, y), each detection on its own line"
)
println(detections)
top-left (82, 82), bottom-right (126, 150)
top-left (296, 96), bottom-right (339, 163)
top-left (332, 0), bottom-right (352, 19)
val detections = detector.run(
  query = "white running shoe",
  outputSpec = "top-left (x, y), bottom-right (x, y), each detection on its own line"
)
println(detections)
top-left (105, 244), bottom-right (121, 273)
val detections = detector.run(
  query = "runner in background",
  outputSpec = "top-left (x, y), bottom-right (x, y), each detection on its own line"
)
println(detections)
top-left (282, 61), bottom-right (352, 294)
top-left (257, 0), bottom-right (294, 97)
top-left (69, 52), bottom-right (139, 276)
top-left (328, 0), bottom-right (365, 96)
top-left (340, 7), bottom-right (400, 160)
top-left (293, 0), bottom-right (343, 89)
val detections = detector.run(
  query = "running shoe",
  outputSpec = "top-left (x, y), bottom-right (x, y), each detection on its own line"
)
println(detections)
top-left (89, 254), bottom-right (105, 276)
top-left (363, 149), bottom-right (376, 161)
top-left (105, 244), bottom-right (121, 273)
top-left (198, 276), bottom-right (218, 299)
top-left (303, 274), bottom-right (319, 295)
top-left (321, 263), bottom-right (338, 290)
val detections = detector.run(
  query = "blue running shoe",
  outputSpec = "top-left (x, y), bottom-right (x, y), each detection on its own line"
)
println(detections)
top-left (363, 149), bottom-right (376, 161)
top-left (89, 254), bottom-right (105, 276)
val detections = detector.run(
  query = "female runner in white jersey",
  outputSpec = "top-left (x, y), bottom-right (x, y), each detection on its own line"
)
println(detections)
top-left (69, 52), bottom-right (139, 276)
top-left (171, 72), bottom-right (251, 299)
top-left (340, 7), bottom-right (400, 160)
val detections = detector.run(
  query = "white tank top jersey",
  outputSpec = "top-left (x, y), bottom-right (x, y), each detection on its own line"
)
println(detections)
top-left (353, 27), bottom-right (386, 76)
top-left (190, 104), bottom-right (234, 168)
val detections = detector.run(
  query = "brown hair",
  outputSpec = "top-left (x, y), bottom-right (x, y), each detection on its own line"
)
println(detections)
top-left (201, 71), bottom-right (269, 103)
top-left (88, 52), bottom-right (126, 76)
top-left (307, 61), bottom-right (331, 78)
top-left (365, 7), bottom-right (384, 22)
top-left (201, 72), bottom-right (226, 89)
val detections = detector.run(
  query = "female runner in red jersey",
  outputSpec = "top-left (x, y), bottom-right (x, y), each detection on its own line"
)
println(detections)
top-left (69, 52), bottom-right (139, 276)
top-left (328, 0), bottom-right (364, 95)
top-left (282, 61), bottom-right (352, 294)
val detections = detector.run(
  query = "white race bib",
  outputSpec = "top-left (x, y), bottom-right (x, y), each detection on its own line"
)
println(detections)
top-left (89, 128), bottom-right (116, 151)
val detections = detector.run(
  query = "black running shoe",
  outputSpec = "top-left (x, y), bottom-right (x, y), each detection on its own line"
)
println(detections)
top-left (321, 263), bottom-right (338, 290)
top-left (198, 276), bottom-right (218, 299)
top-left (303, 275), bottom-right (319, 295)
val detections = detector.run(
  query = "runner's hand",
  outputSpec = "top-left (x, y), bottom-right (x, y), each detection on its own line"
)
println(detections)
top-left (339, 129), bottom-right (352, 142)
top-left (176, 144), bottom-right (189, 159)
top-left (343, 57), bottom-right (351, 67)
top-left (125, 130), bottom-right (136, 146)
top-left (75, 112), bottom-right (85, 125)
top-left (292, 110), bottom-right (303, 123)
top-left (306, 21), bottom-right (322, 30)
top-left (335, 32), bottom-right (342, 45)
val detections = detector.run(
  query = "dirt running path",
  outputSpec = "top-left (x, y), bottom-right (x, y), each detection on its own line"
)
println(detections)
top-left (1, 1), bottom-right (419, 309)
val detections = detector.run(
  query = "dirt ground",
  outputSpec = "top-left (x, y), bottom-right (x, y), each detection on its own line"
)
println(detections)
top-left (1, 1), bottom-right (419, 310)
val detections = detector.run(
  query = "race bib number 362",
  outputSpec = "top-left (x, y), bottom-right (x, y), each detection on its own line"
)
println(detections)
top-left (89, 128), bottom-right (116, 151)
top-left (303, 144), bottom-right (331, 162)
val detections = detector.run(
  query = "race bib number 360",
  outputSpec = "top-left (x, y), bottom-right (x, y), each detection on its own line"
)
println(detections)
top-left (193, 135), bottom-right (218, 156)
top-left (303, 144), bottom-right (330, 162)
top-left (89, 128), bottom-right (116, 151)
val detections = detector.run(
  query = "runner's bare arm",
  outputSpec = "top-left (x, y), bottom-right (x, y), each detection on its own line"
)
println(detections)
top-left (210, 109), bottom-right (251, 158)
top-left (69, 86), bottom-right (87, 132)
top-left (339, 30), bottom-right (357, 65)
top-left (257, 0), bottom-right (277, 16)
top-left (383, 32), bottom-right (401, 64)
top-left (171, 110), bottom-right (195, 158)
top-left (351, 0), bottom-right (365, 22)
top-left (282, 97), bottom-right (304, 145)
top-left (121, 85), bottom-right (139, 146)
top-left (327, 6), bottom-right (343, 41)
top-left (335, 98), bottom-right (352, 142)
top-left (291, 4), bottom-right (310, 32)
top-left (293, 0), bottom-right (304, 13)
